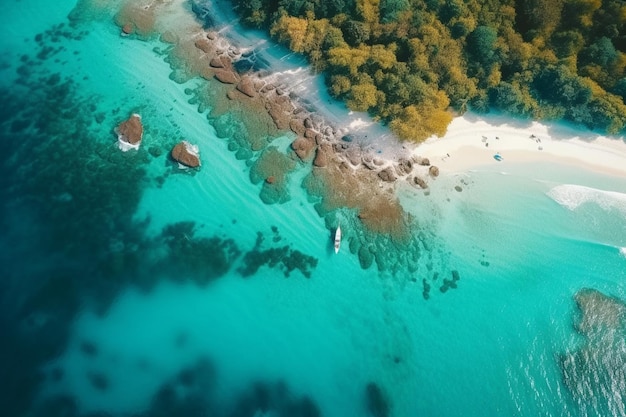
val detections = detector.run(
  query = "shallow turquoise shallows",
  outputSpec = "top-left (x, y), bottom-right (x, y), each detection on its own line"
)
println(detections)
top-left (1, 1), bottom-right (625, 417)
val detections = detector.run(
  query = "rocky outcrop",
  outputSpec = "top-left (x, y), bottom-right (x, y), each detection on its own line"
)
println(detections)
top-left (116, 114), bottom-right (143, 151)
top-left (361, 154), bottom-right (377, 170)
top-left (412, 176), bottom-right (428, 189)
top-left (214, 69), bottom-right (238, 84)
top-left (395, 158), bottom-right (413, 176)
top-left (289, 118), bottom-right (307, 137)
top-left (291, 137), bottom-right (316, 160)
top-left (194, 37), bottom-right (213, 54)
top-left (266, 96), bottom-right (293, 130)
top-left (209, 55), bottom-right (225, 68)
top-left (345, 145), bottom-right (362, 167)
top-left (236, 76), bottom-right (256, 97)
top-left (313, 143), bottom-right (332, 167)
top-left (171, 141), bottom-right (201, 168)
top-left (378, 167), bottom-right (397, 182)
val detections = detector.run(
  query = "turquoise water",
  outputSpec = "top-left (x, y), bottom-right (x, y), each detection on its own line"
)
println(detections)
top-left (1, 1), bottom-right (626, 416)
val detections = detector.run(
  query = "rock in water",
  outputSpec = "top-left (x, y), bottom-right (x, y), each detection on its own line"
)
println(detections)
top-left (236, 76), bottom-right (257, 97)
top-left (116, 114), bottom-right (143, 151)
top-left (291, 137), bottom-right (315, 160)
top-left (365, 382), bottom-right (390, 417)
top-left (214, 69), bottom-right (238, 84)
top-left (171, 141), bottom-right (201, 168)
top-left (378, 167), bottom-right (397, 182)
top-left (121, 23), bottom-right (133, 35)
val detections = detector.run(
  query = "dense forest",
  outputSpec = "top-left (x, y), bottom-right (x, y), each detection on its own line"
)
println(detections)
top-left (232, 0), bottom-right (626, 141)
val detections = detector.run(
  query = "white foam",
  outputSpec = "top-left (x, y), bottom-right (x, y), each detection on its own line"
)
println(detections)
top-left (547, 184), bottom-right (626, 215)
top-left (117, 137), bottom-right (141, 152)
top-left (620, 247), bottom-right (626, 258)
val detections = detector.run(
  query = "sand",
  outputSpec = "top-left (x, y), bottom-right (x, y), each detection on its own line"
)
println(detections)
top-left (415, 112), bottom-right (626, 178)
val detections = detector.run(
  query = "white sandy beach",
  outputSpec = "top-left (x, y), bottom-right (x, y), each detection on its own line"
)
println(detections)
top-left (416, 112), bottom-right (626, 178)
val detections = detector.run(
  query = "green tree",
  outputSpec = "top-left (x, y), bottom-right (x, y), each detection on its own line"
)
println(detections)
top-left (341, 19), bottom-right (371, 46)
top-left (347, 82), bottom-right (379, 110)
top-left (380, 0), bottom-right (409, 23)
top-left (579, 37), bottom-right (618, 67)
top-left (466, 26), bottom-right (498, 67)
top-left (270, 15), bottom-right (309, 52)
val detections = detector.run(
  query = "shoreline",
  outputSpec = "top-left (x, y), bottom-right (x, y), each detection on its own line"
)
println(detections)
top-left (199, 8), bottom-right (626, 188)
top-left (416, 113), bottom-right (626, 180)
top-left (115, 0), bottom-right (626, 238)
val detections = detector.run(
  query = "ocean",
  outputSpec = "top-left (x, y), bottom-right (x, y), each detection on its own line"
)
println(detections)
top-left (1, 1), bottom-right (626, 416)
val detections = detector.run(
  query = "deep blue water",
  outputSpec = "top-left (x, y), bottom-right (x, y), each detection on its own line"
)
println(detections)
top-left (1, 1), bottom-right (626, 416)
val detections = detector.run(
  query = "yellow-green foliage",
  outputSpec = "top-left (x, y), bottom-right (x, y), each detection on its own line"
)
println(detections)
top-left (347, 83), bottom-right (379, 111)
top-left (328, 45), bottom-right (370, 75)
top-left (270, 15), bottom-right (308, 52)
top-left (235, 0), bottom-right (626, 139)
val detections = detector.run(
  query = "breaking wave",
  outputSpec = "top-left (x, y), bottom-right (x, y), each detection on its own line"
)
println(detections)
top-left (547, 184), bottom-right (626, 216)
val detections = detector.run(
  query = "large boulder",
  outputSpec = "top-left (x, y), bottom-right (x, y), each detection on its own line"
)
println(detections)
top-left (116, 114), bottom-right (143, 151)
top-left (378, 167), bottom-right (397, 182)
top-left (266, 97), bottom-right (293, 130)
top-left (236, 75), bottom-right (257, 97)
top-left (214, 69), bottom-right (238, 84)
top-left (209, 55), bottom-right (225, 68)
top-left (395, 158), bottom-right (413, 176)
top-left (291, 137), bottom-right (316, 160)
top-left (416, 157), bottom-right (431, 166)
top-left (413, 176), bottom-right (428, 189)
top-left (429, 165), bottom-right (440, 177)
top-left (313, 143), bottom-right (332, 167)
top-left (345, 145), bottom-right (362, 167)
top-left (289, 117), bottom-right (306, 137)
top-left (194, 37), bottom-right (213, 53)
top-left (171, 141), bottom-right (201, 168)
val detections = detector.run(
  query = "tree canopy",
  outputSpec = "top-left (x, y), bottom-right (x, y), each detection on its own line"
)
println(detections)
top-left (234, 0), bottom-right (626, 141)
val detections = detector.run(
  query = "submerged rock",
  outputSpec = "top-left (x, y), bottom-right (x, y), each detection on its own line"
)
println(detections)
top-left (236, 75), bottom-right (256, 98)
top-left (194, 37), bottom-right (212, 54)
top-left (313, 143), bottom-right (332, 167)
top-left (559, 289), bottom-right (626, 414)
top-left (365, 382), bottom-right (390, 417)
top-left (291, 137), bottom-right (315, 160)
top-left (345, 145), bottom-right (362, 167)
top-left (121, 23), bottom-right (133, 35)
top-left (214, 69), bottom-right (238, 84)
top-left (171, 141), bottom-right (201, 168)
top-left (115, 114), bottom-right (143, 151)
top-left (209, 55), bottom-right (225, 68)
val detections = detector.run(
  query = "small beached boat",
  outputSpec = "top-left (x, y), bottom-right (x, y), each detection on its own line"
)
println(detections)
top-left (493, 153), bottom-right (503, 161)
top-left (334, 224), bottom-right (342, 254)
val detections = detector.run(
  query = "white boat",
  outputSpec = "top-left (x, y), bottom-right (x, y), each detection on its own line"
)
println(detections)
top-left (334, 224), bottom-right (341, 254)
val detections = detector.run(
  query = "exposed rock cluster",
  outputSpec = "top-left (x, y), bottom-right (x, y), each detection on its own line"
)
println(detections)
top-left (171, 141), bottom-right (201, 168)
top-left (185, 29), bottom-right (439, 193)
top-left (115, 113), bottom-right (143, 151)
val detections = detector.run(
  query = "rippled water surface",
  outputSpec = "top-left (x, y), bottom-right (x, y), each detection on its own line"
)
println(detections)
top-left (1, 1), bottom-right (626, 416)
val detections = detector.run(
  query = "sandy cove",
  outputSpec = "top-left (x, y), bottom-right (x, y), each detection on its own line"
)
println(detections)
top-left (416, 113), bottom-right (626, 179)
